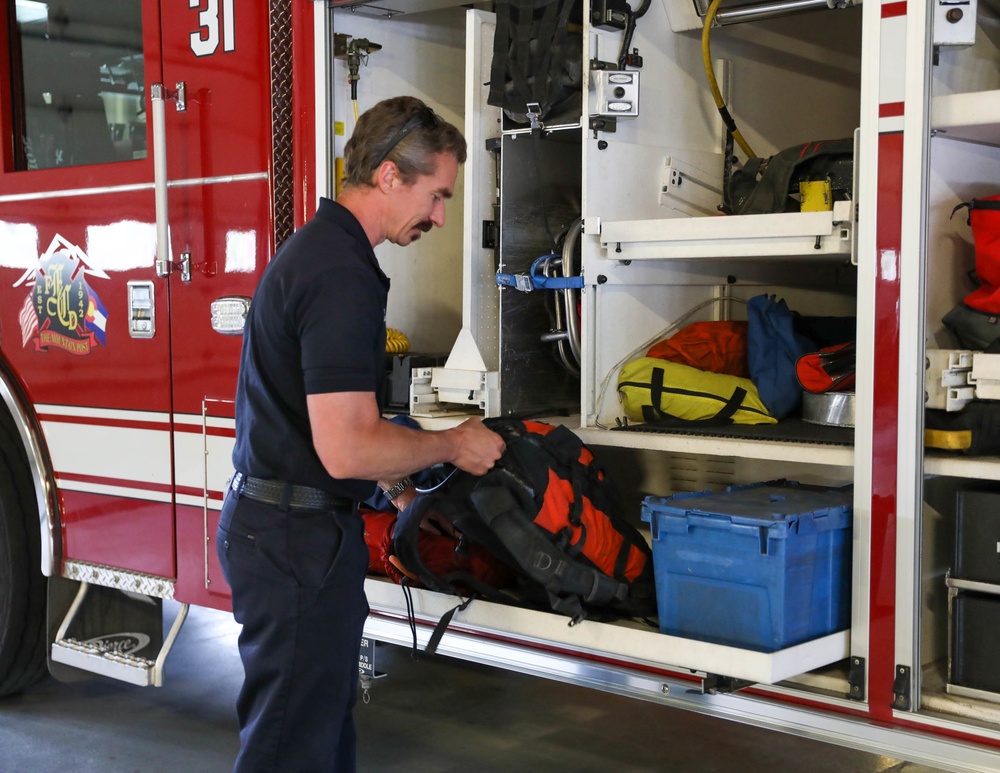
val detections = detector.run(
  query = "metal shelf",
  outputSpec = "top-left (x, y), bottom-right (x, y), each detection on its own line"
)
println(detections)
top-left (945, 576), bottom-right (1000, 596)
top-left (924, 453), bottom-right (1000, 481)
top-left (932, 89), bottom-right (1000, 147)
top-left (364, 578), bottom-right (850, 686)
top-left (574, 424), bottom-right (854, 467)
top-left (596, 200), bottom-right (855, 262)
top-left (528, 416), bottom-right (855, 468)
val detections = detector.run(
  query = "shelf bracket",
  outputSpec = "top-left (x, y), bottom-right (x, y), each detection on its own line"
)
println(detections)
top-left (848, 656), bottom-right (865, 701)
top-left (892, 664), bottom-right (912, 710)
top-left (702, 673), bottom-right (754, 695)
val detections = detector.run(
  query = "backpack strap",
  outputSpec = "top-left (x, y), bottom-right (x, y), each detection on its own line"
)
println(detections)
top-left (393, 495), bottom-right (530, 655)
top-left (423, 595), bottom-right (475, 656)
top-left (467, 484), bottom-right (630, 624)
top-left (390, 494), bottom-right (464, 595)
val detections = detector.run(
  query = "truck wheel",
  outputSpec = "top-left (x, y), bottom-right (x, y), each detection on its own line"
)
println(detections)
top-left (0, 408), bottom-right (47, 696)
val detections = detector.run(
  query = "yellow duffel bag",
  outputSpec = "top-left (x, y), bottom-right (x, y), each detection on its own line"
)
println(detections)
top-left (617, 357), bottom-right (777, 425)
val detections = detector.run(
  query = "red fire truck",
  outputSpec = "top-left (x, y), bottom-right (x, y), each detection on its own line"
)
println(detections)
top-left (2, 1), bottom-right (1000, 769)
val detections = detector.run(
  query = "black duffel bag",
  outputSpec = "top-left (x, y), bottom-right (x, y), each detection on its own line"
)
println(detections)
top-left (727, 138), bottom-right (854, 216)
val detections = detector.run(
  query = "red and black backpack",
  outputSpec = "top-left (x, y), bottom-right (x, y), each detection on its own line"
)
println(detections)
top-left (391, 418), bottom-right (657, 632)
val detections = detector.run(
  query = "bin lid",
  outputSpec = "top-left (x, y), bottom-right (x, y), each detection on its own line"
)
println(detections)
top-left (641, 480), bottom-right (853, 531)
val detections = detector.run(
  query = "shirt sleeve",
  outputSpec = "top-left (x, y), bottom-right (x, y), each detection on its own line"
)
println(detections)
top-left (297, 264), bottom-right (383, 395)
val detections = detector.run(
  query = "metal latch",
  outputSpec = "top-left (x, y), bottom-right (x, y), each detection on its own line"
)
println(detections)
top-left (127, 280), bottom-right (155, 338)
top-left (357, 636), bottom-right (386, 704)
top-left (179, 252), bottom-right (192, 283)
top-left (525, 102), bottom-right (543, 131)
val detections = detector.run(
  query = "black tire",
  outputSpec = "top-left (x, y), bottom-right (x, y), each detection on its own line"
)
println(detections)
top-left (0, 406), bottom-right (47, 696)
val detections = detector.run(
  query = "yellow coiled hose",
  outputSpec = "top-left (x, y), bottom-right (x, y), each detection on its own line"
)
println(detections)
top-left (386, 327), bottom-right (410, 354)
top-left (702, 0), bottom-right (756, 161)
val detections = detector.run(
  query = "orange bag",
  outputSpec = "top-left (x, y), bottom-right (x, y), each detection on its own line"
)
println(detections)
top-left (362, 507), bottom-right (515, 591)
top-left (647, 321), bottom-right (749, 377)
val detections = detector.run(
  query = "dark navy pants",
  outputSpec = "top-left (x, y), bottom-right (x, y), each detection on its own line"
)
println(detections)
top-left (217, 490), bottom-right (369, 772)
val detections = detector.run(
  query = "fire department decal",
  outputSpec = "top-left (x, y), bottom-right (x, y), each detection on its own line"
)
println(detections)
top-left (14, 234), bottom-right (110, 355)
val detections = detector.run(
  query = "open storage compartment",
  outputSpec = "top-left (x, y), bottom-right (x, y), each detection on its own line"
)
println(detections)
top-left (916, 0), bottom-right (1000, 733)
top-left (575, 0), bottom-right (864, 693)
top-left (326, 0), bottom-right (1000, 763)
top-left (396, 0), bottom-right (866, 696)
top-left (358, 0), bottom-right (869, 712)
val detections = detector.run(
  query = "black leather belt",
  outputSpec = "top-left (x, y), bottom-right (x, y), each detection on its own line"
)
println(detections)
top-left (231, 472), bottom-right (354, 511)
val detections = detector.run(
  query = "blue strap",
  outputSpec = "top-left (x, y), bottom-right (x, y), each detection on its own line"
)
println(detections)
top-left (495, 272), bottom-right (585, 291)
top-left (495, 254), bottom-right (584, 292)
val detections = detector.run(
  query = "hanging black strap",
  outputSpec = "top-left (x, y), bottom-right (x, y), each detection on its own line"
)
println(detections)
top-left (424, 595), bottom-right (476, 655)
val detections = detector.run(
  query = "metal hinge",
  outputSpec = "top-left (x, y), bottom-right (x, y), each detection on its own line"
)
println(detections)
top-left (892, 664), bottom-right (912, 710)
top-left (848, 656), bottom-right (866, 701)
top-left (482, 220), bottom-right (498, 249)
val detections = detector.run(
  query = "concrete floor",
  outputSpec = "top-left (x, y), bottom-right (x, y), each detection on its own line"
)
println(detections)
top-left (0, 601), bottom-right (946, 773)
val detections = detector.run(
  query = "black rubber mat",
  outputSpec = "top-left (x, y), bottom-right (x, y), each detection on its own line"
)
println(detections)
top-left (611, 417), bottom-right (854, 446)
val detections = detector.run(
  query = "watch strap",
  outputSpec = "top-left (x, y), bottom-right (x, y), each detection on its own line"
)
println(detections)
top-left (382, 476), bottom-right (414, 500)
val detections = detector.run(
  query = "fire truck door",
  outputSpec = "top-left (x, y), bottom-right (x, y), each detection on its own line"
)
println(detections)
top-left (157, 2), bottom-right (274, 602)
top-left (0, 2), bottom-right (177, 580)
top-left (3, 2), bottom-right (275, 587)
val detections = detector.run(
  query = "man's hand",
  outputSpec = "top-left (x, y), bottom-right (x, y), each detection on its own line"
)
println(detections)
top-left (447, 418), bottom-right (505, 476)
top-left (308, 391), bottom-right (504, 482)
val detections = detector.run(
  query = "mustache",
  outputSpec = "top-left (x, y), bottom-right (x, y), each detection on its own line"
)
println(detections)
top-left (416, 221), bottom-right (433, 233)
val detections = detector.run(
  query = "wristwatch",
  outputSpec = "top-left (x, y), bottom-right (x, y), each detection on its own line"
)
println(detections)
top-left (382, 476), bottom-right (414, 501)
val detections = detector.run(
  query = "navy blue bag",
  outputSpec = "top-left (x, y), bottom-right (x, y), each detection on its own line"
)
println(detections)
top-left (747, 294), bottom-right (815, 419)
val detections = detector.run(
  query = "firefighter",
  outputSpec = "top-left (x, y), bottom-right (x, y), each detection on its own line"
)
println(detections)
top-left (217, 95), bottom-right (505, 772)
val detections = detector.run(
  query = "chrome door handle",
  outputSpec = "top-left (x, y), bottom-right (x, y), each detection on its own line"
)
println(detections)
top-left (151, 83), bottom-right (170, 278)
top-left (150, 82), bottom-right (187, 279)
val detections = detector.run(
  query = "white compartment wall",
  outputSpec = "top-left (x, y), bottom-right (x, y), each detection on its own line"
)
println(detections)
top-left (331, 8), bottom-right (468, 354)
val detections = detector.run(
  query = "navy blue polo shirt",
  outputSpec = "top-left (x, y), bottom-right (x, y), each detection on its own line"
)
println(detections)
top-left (232, 198), bottom-right (389, 501)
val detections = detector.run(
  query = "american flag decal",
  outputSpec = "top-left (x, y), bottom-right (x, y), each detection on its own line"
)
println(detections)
top-left (19, 293), bottom-right (37, 347)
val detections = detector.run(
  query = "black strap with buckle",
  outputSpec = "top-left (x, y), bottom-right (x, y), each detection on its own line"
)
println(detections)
top-left (231, 472), bottom-right (354, 512)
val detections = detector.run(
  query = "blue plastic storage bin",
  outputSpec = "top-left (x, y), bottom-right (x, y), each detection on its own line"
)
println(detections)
top-left (641, 480), bottom-right (852, 652)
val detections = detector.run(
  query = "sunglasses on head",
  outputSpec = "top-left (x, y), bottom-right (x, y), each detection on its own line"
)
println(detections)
top-left (369, 107), bottom-right (440, 172)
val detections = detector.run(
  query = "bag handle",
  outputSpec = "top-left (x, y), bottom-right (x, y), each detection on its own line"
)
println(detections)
top-left (951, 198), bottom-right (1000, 226)
top-left (631, 366), bottom-right (747, 426)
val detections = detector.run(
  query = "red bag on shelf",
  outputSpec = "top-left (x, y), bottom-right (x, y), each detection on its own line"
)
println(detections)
top-left (647, 320), bottom-right (749, 377)
top-left (953, 195), bottom-right (1000, 313)
top-left (796, 342), bottom-right (856, 394)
